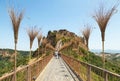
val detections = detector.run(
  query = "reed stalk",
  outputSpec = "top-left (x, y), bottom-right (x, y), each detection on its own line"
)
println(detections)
top-left (8, 8), bottom-right (24, 81)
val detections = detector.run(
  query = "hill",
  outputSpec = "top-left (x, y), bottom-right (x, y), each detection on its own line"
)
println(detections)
top-left (105, 53), bottom-right (120, 66)
top-left (0, 49), bottom-right (29, 77)
top-left (94, 52), bottom-right (120, 67)
top-left (47, 29), bottom-right (87, 50)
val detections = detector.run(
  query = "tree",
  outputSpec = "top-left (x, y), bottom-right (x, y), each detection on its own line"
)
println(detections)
top-left (82, 25), bottom-right (92, 51)
top-left (93, 3), bottom-right (117, 67)
top-left (27, 26), bottom-right (39, 60)
top-left (8, 8), bottom-right (24, 81)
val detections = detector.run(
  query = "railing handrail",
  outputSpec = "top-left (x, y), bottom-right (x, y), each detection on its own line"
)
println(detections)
top-left (0, 72), bottom-right (14, 80)
top-left (0, 55), bottom-right (52, 81)
top-left (86, 62), bottom-right (120, 78)
top-left (0, 65), bottom-right (29, 80)
top-left (61, 54), bottom-right (120, 80)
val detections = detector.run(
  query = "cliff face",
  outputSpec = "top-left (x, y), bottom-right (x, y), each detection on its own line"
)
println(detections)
top-left (47, 29), bottom-right (87, 51)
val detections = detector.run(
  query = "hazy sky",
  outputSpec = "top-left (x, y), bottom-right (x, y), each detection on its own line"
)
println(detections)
top-left (0, 0), bottom-right (120, 51)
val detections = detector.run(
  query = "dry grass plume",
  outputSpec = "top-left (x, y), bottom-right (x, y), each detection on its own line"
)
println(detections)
top-left (8, 8), bottom-right (24, 44)
top-left (27, 26), bottom-right (39, 49)
top-left (93, 3), bottom-right (117, 41)
top-left (82, 25), bottom-right (92, 50)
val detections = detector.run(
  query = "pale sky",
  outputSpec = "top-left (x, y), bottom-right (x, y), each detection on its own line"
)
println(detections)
top-left (0, 0), bottom-right (120, 51)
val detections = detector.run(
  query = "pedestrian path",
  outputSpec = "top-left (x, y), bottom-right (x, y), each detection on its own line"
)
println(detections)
top-left (36, 56), bottom-right (80, 81)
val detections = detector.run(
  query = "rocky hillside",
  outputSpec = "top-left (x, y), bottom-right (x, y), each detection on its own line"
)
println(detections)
top-left (46, 29), bottom-right (87, 51)
top-left (33, 29), bottom-right (88, 57)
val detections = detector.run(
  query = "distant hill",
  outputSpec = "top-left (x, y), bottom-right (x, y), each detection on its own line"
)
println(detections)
top-left (91, 49), bottom-right (120, 67)
top-left (91, 49), bottom-right (120, 54)
top-left (0, 49), bottom-right (29, 77)
top-left (105, 53), bottom-right (120, 66)
top-left (0, 48), bottom-right (29, 57)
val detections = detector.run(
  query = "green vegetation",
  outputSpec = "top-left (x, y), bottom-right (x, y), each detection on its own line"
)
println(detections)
top-left (47, 30), bottom-right (57, 47)
top-left (0, 56), bottom-right (13, 77)
top-left (61, 46), bottom-right (120, 81)
top-left (61, 47), bottom-right (120, 75)
top-left (106, 54), bottom-right (120, 66)
top-left (17, 51), bottom-right (29, 66)
top-left (0, 49), bottom-right (29, 77)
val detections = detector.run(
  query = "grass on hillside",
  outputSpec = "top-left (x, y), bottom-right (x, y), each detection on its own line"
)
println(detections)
top-left (61, 47), bottom-right (120, 81)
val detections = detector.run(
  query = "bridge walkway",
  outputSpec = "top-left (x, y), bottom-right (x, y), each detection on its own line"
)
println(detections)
top-left (36, 56), bottom-right (80, 81)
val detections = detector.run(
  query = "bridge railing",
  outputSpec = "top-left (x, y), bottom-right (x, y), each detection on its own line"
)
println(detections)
top-left (0, 54), bottom-right (52, 81)
top-left (61, 54), bottom-right (120, 81)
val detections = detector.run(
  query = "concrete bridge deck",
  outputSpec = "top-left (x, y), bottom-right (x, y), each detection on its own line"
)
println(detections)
top-left (36, 56), bottom-right (80, 81)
